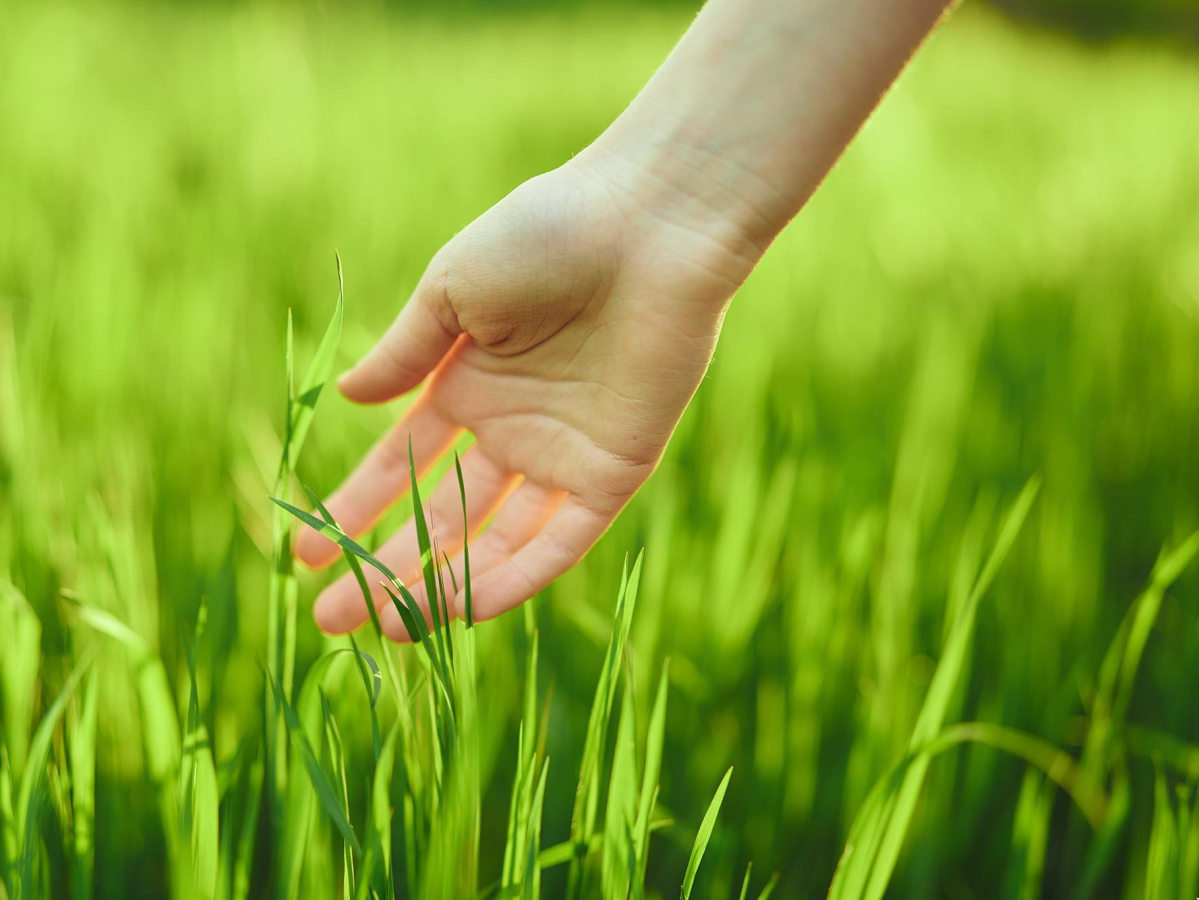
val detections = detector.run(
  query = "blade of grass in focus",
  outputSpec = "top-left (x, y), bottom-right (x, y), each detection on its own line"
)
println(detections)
top-left (567, 552), bottom-right (643, 900)
top-left (634, 660), bottom-right (669, 887)
top-left (522, 759), bottom-right (549, 900)
top-left (601, 684), bottom-right (638, 898)
top-left (267, 258), bottom-right (344, 816)
top-left (681, 766), bottom-right (733, 900)
top-left (266, 670), bottom-right (362, 858)
top-left (319, 690), bottom-right (357, 899)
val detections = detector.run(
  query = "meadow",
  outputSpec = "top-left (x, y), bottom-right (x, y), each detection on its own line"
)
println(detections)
top-left (2, 3), bottom-right (1199, 897)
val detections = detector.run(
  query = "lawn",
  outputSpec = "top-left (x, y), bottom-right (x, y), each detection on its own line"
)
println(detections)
top-left (2, 3), bottom-right (1199, 898)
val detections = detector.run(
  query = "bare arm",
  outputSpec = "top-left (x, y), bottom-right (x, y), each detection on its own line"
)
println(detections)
top-left (592, 0), bottom-right (953, 256)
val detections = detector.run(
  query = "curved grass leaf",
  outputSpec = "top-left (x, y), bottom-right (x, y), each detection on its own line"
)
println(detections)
top-left (302, 486), bottom-right (405, 711)
top-left (271, 497), bottom-right (434, 654)
top-left (348, 633), bottom-right (383, 760)
top-left (829, 477), bottom-right (1040, 900)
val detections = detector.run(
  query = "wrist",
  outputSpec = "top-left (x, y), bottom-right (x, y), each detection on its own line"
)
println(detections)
top-left (573, 126), bottom-right (782, 286)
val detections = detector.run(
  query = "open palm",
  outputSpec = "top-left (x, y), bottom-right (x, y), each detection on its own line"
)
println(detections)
top-left (297, 159), bottom-right (756, 639)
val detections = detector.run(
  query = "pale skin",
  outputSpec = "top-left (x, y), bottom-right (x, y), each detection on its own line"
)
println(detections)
top-left (296, 0), bottom-right (956, 641)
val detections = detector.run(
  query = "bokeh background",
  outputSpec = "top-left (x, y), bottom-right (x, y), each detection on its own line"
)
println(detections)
top-left (3, 0), bottom-right (1199, 896)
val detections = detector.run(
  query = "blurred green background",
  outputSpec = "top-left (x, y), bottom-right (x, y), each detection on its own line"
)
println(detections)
top-left (3, 0), bottom-right (1199, 897)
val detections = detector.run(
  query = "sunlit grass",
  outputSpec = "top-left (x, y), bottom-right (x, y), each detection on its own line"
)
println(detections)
top-left (2, 3), bottom-right (1199, 897)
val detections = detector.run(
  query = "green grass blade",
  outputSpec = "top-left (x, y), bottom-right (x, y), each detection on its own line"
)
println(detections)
top-left (266, 670), bottom-right (362, 858)
top-left (434, 539), bottom-right (453, 655)
top-left (181, 724), bottom-right (220, 899)
top-left (524, 620), bottom-right (539, 753)
top-left (181, 598), bottom-right (217, 898)
top-left (231, 745), bottom-right (264, 900)
top-left (16, 655), bottom-right (90, 838)
top-left (268, 269), bottom-right (344, 812)
top-left (829, 719), bottom-right (1109, 900)
top-left (926, 723), bottom-right (1106, 828)
top-left (681, 766), bottom-right (732, 900)
top-left (272, 497), bottom-right (437, 655)
top-left (568, 551), bottom-right (644, 900)
top-left (1004, 769), bottom-right (1052, 900)
top-left (737, 863), bottom-right (753, 900)
top-left (69, 601), bottom-right (181, 782)
top-left (602, 685), bottom-right (638, 899)
top-left (68, 675), bottom-right (98, 900)
top-left (1144, 764), bottom-right (1177, 900)
top-left (634, 660), bottom-right (669, 881)
top-left (319, 690), bottom-right (357, 899)
top-left (362, 723), bottom-right (399, 900)
top-left (521, 758), bottom-right (550, 900)
top-left (456, 452), bottom-right (474, 627)
top-left (755, 873), bottom-right (780, 900)
top-left (348, 633), bottom-right (383, 761)
top-left (1088, 531), bottom-right (1199, 771)
top-left (303, 486), bottom-right (405, 708)
top-left (1, 749), bottom-right (15, 894)
top-left (407, 439), bottom-right (450, 676)
top-left (502, 724), bottom-right (529, 891)
top-left (911, 477), bottom-right (1040, 747)
top-left (829, 477), bottom-right (1040, 900)
top-left (0, 583), bottom-right (41, 780)
top-left (287, 254), bottom-right (345, 469)
top-left (407, 438), bottom-right (439, 619)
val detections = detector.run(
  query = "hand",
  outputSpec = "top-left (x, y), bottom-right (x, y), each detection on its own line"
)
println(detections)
top-left (295, 151), bottom-right (760, 640)
top-left (296, 0), bottom-right (951, 640)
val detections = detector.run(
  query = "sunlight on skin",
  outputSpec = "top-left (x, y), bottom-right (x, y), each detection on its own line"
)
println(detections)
top-left (295, 0), bottom-right (954, 639)
top-left (296, 166), bottom-right (744, 639)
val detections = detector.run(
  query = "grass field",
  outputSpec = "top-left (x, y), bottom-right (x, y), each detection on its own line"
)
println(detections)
top-left (3, 3), bottom-right (1199, 898)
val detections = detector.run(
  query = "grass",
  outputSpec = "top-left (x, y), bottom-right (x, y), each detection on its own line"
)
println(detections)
top-left (3, 2), bottom-right (1199, 897)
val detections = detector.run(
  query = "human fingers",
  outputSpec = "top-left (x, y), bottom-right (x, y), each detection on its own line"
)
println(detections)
top-left (311, 447), bottom-right (519, 633)
top-left (378, 479), bottom-right (566, 641)
top-left (295, 392), bottom-right (459, 569)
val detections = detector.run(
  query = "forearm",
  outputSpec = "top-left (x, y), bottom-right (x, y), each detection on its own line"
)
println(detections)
top-left (584, 0), bottom-right (955, 263)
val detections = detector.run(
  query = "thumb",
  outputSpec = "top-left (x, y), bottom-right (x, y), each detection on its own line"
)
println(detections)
top-left (338, 264), bottom-right (461, 404)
